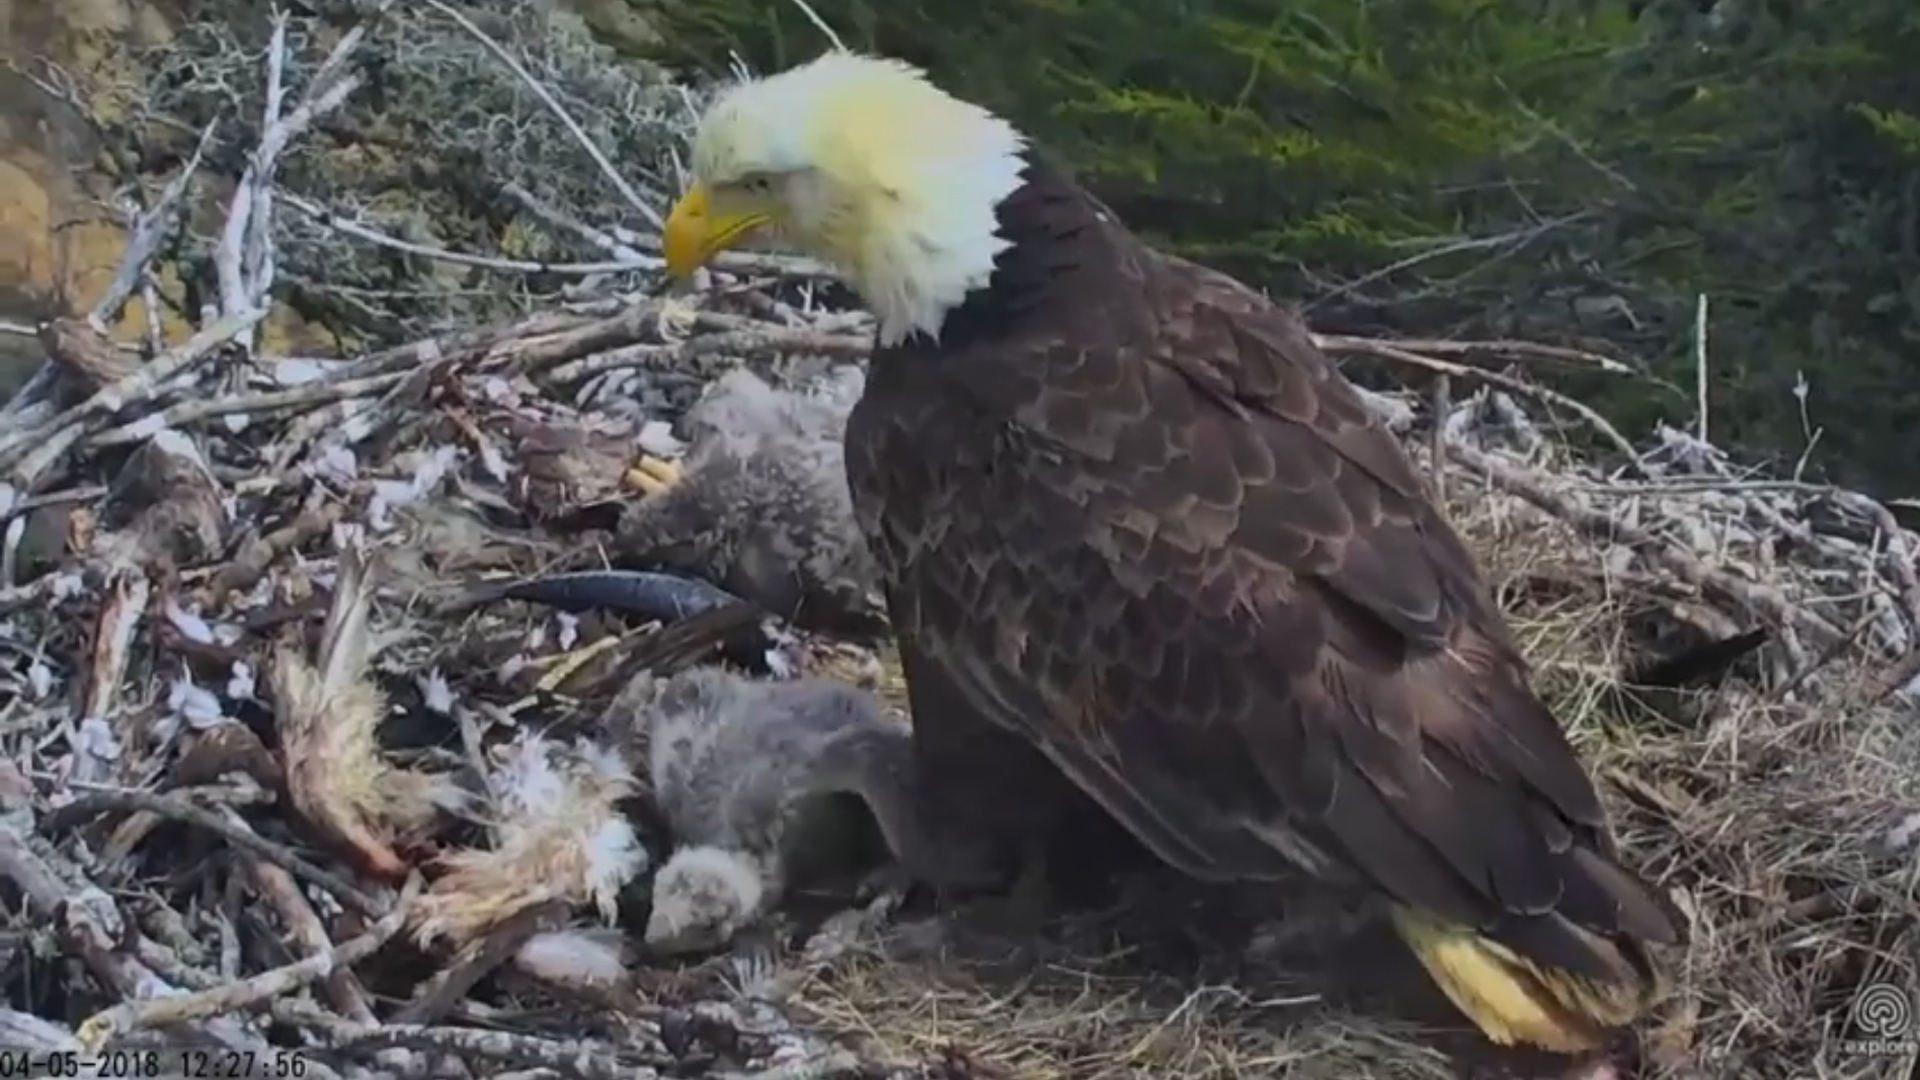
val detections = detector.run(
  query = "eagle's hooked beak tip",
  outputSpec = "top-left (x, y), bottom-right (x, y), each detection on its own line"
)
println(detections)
top-left (663, 182), bottom-right (769, 279)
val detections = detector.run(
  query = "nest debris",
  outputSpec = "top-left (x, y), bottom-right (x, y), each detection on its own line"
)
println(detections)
top-left (0, 6), bottom-right (1917, 1080)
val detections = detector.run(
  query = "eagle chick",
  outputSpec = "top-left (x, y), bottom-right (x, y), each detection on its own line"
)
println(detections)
top-left (618, 365), bottom-right (880, 633)
top-left (641, 664), bottom-right (995, 954)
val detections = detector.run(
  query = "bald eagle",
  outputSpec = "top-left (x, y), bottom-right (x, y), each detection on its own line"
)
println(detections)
top-left (660, 51), bottom-right (1684, 1054)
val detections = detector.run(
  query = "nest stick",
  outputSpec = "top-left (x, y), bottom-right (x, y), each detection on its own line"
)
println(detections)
top-left (71, 570), bottom-right (151, 786)
top-left (4, 311), bottom-right (266, 490)
top-left (73, 874), bottom-right (420, 1052)
top-left (1444, 440), bottom-right (1844, 655)
top-left (236, 822), bottom-right (379, 1023)
top-left (41, 789), bottom-right (388, 918)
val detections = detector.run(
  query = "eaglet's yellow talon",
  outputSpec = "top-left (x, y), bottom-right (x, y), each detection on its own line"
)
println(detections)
top-left (625, 455), bottom-right (684, 497)
top-left (73, 1012), bottom-right (114, 1054)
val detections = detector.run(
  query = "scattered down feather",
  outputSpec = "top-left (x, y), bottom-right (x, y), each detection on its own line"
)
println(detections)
top-left (272, 544), bottom-right (459, 882)
top-left (410, 730), bottom-right (648, 948)
top-left (511, 927), bottom-right (633, 992)
top-left (617, 366), bottom-right (881, 632)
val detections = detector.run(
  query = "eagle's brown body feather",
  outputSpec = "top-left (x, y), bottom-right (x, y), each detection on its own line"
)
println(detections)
top-left (844, 156), bottom-right (1682, 1048)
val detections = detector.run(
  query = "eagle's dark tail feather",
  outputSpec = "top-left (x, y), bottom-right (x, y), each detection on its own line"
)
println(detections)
top-left (1389, 899), bottom-right (1667, 1053)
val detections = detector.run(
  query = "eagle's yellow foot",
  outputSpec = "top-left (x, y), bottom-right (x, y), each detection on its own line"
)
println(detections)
top-left (625, 454), bottom-right (684, 497)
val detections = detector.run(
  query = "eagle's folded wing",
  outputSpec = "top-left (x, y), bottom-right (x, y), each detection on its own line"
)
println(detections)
top-left (895, 266), bottom-right (1678, 964)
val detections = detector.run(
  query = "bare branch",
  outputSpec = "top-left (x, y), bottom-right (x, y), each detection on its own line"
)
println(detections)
top-left (93, 120), bottom-right (221, 333)
top-left (420, 0), bottom-right (664, 230)
top-left (215, 9), bottom-right (375, 350)
top-left (281, 193), bottom-right (654, 276)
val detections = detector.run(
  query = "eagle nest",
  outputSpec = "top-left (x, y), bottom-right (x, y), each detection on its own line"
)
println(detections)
top-left (0, 8), bottom-right (1915, 1080)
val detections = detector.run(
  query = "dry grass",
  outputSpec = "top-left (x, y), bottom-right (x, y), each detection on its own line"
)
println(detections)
top-left (797, 950), bottom-right (1454, 1079)
top-left (1461, 470), bottom-right (1920, 1080)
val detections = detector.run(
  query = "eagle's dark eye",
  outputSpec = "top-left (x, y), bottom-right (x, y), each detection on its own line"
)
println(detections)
top-left (740, 174), bottom-right (774, 195)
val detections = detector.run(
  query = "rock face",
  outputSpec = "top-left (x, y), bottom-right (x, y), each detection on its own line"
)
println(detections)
top-left (0, 0), bottom-right (328, 397)
top-left (0, 1), bottom-right (176, 371)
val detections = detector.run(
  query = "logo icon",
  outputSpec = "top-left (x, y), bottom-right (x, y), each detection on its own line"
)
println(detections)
top-left (1850, 983), bottom-right (1913, 1041)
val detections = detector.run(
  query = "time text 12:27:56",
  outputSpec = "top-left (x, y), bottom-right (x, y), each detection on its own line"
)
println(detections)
top-left (0, 1048), bottom-right (312, 1078)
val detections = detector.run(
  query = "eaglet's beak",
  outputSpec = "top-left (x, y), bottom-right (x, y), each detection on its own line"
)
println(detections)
top-left (663, 182), bottom-right (772, 278)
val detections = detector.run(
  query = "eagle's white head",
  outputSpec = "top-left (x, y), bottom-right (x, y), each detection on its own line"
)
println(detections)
top-left (663, 52), bottom-right (1028, 345)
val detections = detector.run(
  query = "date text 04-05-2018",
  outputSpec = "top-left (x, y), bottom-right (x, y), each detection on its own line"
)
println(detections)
top-left (0, 1048), bottom-right (311, 1078)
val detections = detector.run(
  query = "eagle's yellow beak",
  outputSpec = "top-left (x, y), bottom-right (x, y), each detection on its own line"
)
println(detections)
top-left (663, 182), bottom-right (772, 278)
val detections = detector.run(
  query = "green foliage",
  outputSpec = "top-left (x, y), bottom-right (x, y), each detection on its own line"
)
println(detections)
top-left (646, 0), bottom-right (1634, 282)
top-left (637, 0), bottom-right (1920, 494)
top-left (1852, 104), bottom-right (1920, 159)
